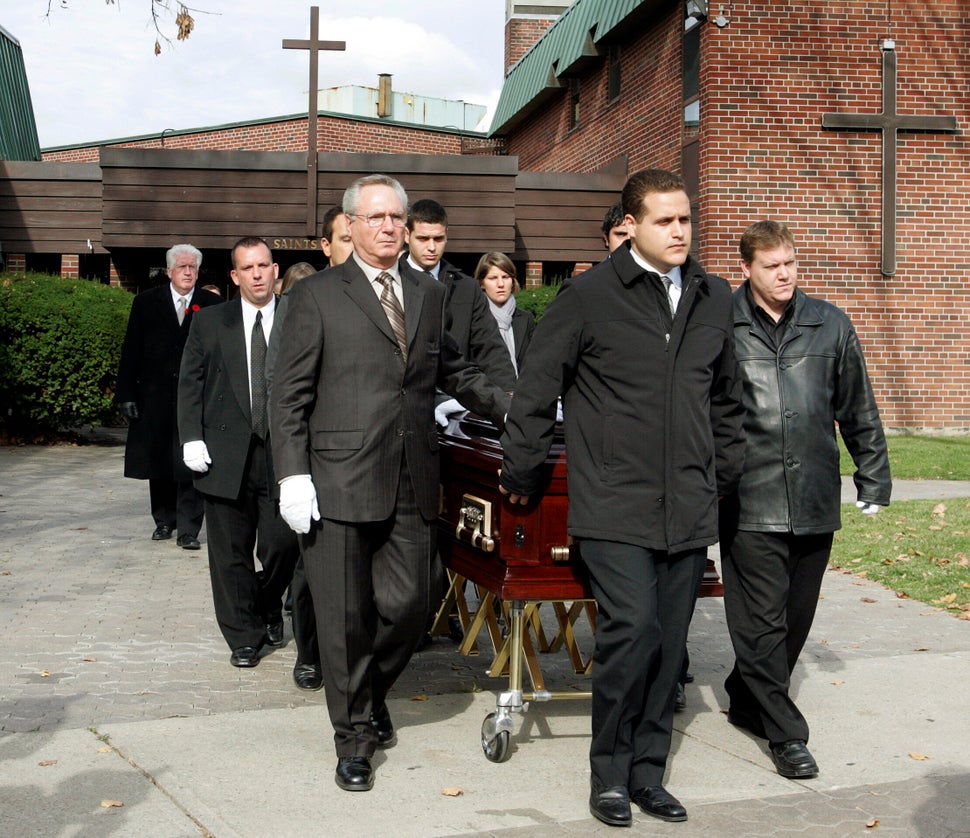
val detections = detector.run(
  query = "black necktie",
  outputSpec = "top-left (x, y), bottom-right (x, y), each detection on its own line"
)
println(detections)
top-left (251, 311), bottom-right (267, 438)
top-left (378, 271), bottom-right (407, 360)
top-left (661, 276), bottom-right (677, 316)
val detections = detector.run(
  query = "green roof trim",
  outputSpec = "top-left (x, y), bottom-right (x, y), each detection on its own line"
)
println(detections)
top-left (0, 24), bottom-right (41, 161)
top-left (490, 0), bottom-right (656, 136)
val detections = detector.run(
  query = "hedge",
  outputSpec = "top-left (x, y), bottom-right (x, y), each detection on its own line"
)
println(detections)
top-left (0, 272), bottom-right (132, 433)
top-left (515, 283), bottom-right (561, 321)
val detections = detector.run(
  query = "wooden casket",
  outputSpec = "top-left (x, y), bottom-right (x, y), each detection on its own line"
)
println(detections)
top-left (436, 414), bottom-right (722, 762)
top-left (437, 414), bottom-right (723, 601)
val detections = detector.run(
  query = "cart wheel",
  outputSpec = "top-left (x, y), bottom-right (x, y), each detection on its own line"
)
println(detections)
top-left (481, 712), bottom-right (511, 763)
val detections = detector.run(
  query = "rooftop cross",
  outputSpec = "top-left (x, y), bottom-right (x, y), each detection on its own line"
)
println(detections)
top-left (283, 6), bottom-right (346, 236)
top-left (822, 43), bottom-right (957, 276)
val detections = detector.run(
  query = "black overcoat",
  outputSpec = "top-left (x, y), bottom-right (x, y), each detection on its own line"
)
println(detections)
top-left (116, 283), bottom-right (223, 480)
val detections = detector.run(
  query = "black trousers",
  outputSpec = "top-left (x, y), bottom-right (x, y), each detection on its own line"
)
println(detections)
top-left (303, 458), bottom-right (434, 759)
top-left (202, 437), bottom-right (299, 650)
top-left (290, 553), bottom-right (319, 668)
top-left (720, 527), bottom-right (833, 745)
top-left (579, 539), bottom-right (706, 791)
top-left (149, 477), bottom-right (203, 538)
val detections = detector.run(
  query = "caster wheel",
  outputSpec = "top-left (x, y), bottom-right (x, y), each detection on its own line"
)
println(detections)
top-left (481, 712), bottom-right (511, 762)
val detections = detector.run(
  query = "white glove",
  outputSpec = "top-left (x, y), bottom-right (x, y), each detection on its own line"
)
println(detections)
top-left (435, 398), bottom-right (466, 428)
top-left (555, 398), bottom-right (564, 423)
top-left (279, 474), bottom-right (320, 534)
top-left (183, 440), bottom-right (211, 473)
top-left (856, 501), bottom-right (882, 515)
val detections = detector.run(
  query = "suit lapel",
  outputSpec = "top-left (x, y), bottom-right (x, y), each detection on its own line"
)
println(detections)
top-left (401, 267), bottom-right (426, 353)
top-left (220, 298), bottom-right (253, 424)
top-left (341, 260), bottom-right (399, 349)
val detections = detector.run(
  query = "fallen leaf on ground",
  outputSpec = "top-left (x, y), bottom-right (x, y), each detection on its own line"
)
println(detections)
top-left (0, 570), bottom-right (11, 576)
top-left (831, 680), bottom-right (845, 686)
top-left (914, 647), bottom-right (929, 652)
top-left (932, 593), bottom-right (957, 605)
top-left (908, 752), bottom-right (930, 761)
top-left (38, 759), bottom-right (57, 766)
top-left (410, 695), bottom-right (429, 701)
top-left (100, 800), bottom-right (124, 808)
top-left (866, 817), bottom-right (880, 828)
top-left (98, 746), bottom-right (112, 753)
top-left (39, 670), bottom-right (50, 677)
top-left (81, 656), bottom-right (97, 662)
top-left (932, 503), bottom-right (946, 516)
top-left (896, 591), bottom-right (911, 599)
top-left (441, 787), bottom-right (464, 797)
top-left (860, 597), bottom-right (877, 603)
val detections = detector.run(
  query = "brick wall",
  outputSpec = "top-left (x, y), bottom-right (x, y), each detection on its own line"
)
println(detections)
top-left (505, 17), bottom-right (559, 73)
top-left (698, 0), bottom-right (969, 430)
top-left (504, 6), bottom-right (684, 173)
top-left (499, 0), bottom-right (969, 430)
top-left (42, 114), bottom-right (466, 163)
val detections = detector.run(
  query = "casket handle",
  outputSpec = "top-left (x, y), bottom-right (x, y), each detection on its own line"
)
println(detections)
top-left (456, 494), bottom-right (496, 553)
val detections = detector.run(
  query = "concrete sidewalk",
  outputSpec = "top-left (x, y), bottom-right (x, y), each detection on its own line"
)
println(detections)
top-left (1, 443), bottom-right (969, 837)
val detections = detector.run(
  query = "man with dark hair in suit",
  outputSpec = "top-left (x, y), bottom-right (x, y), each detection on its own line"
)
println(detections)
top-left (178, 236), bottom-right (299, 668)
top-left (270, 174), bottom-right (509, 793)
top-left (321, 205), bottom-right (354, 267)
top-left (402, 198), bottom-right (516, 398)
top-left (500, 169), bottom-right (745, 827)
top-left (117, 244), bottom-right (222, 550)
top-left (601, 201), bottom-right (630, 253)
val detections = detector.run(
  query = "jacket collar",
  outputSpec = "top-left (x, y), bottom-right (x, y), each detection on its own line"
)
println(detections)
top-left (734, 284), bottom-right (824, 327)
top-left (609, 242), bottom-right (711, 298)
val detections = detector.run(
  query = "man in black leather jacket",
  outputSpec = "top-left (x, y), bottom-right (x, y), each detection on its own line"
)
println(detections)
top-left (721, 219), bottom-right (892, 781)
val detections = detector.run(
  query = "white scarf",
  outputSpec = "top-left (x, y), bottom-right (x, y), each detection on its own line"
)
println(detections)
top-left (488, 294), bottom-right (518, 375)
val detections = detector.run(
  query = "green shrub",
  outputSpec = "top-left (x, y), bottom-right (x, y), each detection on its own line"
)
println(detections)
top-left (0, 272), bottom-right (133, 433)
top-left (516, 283), bottom-right (561, 321)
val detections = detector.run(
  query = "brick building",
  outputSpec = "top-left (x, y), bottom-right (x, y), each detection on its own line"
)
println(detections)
top-left (492, 0), bottom-right (969, 429)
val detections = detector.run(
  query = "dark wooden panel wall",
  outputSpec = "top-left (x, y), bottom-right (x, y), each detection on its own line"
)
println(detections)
top-left (0, 161), bottom-right (104, 254)
top-left (514, 162), bottom-right (628, 262)
top-left (2, 150), bottom-right (628, 264)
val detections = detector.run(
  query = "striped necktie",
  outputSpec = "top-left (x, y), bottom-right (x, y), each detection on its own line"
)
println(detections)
top-left (377, 271), bottom-right (407, 360)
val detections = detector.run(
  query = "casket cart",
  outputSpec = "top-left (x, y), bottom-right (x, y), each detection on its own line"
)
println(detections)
top-left (434, 415), bottom-right (723, 762)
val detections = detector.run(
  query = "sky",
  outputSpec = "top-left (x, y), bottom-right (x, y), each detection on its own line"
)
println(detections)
top-left (3, 1), bottom-right (507, 149)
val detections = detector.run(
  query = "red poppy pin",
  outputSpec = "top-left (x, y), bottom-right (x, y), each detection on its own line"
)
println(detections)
top-left (190, 304), bottom-right (201, 312)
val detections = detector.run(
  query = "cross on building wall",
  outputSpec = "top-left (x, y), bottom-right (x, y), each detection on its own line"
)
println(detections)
top-left (283, 6), bottom-right (346, 236)
top-left (822, 42), bottom-right (957, 277)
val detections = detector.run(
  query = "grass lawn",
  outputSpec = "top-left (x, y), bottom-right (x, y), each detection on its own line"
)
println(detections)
top-left (839, 434), bottom-right (970, 480)
top-left (832, 497), bottom-right (970, 619)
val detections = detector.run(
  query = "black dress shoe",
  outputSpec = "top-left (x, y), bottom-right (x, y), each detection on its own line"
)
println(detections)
top-left (589, 786), bottom-right (632, 827)
top-left (264, 621), bottom-right (285, 647)
top-left (176, 533), bottom-right (200, 550)
top-left (631, 785), bottom-right (687, 822)
top-left (370, 703), bottom-right (397, 747)
top-left (229, 645), bottom-right (261, 667)
top-left (293, 663), bottom-right (323, 691)
top-left (151, 524), bottom-right (173, 541)
top-left (335, 756), bottom-right (373, 791)
top-left (770, 740), bottom-right (819, 779)
top-left (683, 671), bottom-right (695, 684)
top-left (727, 707), bottom-right (767, 739)
top-left (674, 682), bottom-right (687, 712)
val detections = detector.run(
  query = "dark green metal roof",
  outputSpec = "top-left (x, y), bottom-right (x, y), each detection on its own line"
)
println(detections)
top-left (0, 24), bottom-right (41, 161)
top-left (490, 0), bottom-right (660, 136)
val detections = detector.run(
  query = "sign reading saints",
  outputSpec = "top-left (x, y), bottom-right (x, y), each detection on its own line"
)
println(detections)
top-left (273, 238), bottom-right (321, 251)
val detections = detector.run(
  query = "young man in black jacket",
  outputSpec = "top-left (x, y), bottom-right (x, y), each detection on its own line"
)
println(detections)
top-left (500, 169), bottom-right (745, 827)
top-left (721, 220), bottom-right (891, 779)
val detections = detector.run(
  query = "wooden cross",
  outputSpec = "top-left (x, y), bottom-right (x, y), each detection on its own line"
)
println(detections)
top-left (283, 6), bottom-right (346, 236)
top-left (822, 43), bottom-right (957, 276)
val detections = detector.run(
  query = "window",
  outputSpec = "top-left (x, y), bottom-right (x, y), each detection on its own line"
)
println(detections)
top-left (569, 78), bottom-right (581, 130)
top-left (608, 44), bottom-right (622, 101)
top-left (683, 20), bottom-right (700, 128)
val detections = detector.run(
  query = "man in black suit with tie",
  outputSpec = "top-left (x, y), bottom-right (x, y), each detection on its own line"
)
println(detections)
top-left (402, 198), bottom-right (516, 394)
top-left (270, 174), bottom-right (509, 793)
top-left (117, 244), bottom-right (222, 549)
top-left (178, 236), bottom-right (299, 668)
